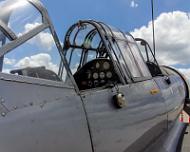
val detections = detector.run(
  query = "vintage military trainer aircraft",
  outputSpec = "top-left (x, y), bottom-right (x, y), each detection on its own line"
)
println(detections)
top-left (0, 0), bottom-right (189, 152)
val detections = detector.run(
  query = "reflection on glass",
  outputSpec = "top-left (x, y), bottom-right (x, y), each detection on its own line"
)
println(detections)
top-left (0, 0), bottom-right (42, 37)
top-left (128, 43), bottom-right (151, 77)
top-left (2, 29), bottom-right (66, 82)
top-left (117, 40), bottom-right (142, 78)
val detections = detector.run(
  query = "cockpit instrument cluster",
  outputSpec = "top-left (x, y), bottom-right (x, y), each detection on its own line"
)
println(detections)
top-left (74, 58), bottom-right (119, 90)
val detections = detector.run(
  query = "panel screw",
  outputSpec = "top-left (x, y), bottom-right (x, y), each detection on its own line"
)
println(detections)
top-left (1, 99), bottom-right (5, 103)
top-left (1, 112), bottom-right (6, 117)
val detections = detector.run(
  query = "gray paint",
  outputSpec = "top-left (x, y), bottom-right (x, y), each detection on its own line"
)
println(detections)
top-left (82, 79), bottom-right (168, 152)
top-left (0, 0), bottom-right (188, 152)
top-left (0, 75), bottom-right (92, 152)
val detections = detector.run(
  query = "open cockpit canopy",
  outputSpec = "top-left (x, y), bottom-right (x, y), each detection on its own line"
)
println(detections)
top-left (63, 20), bottom-right (152, 89)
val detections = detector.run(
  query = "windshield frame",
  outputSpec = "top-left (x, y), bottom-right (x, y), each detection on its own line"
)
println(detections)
top-left (0, 0), bottom-right (76, 88)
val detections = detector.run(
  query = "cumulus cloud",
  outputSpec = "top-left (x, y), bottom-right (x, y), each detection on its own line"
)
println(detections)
top-left (130, 0), bottom-right (138, 8)
top-left (178, 68), bottom-right (190, 79)
top-left (28, 31), bottom-right (55, 51)
top-left (2, 68), bottom-right (11, 74)
top-left (24, 22), bottom-right (41, 33)
top-left (131, 11), bottom-right (190, 66)
top-left (15, 53), bottom-right (59, 73)
top-left (20, 22), bottom-right (55, 51)
top-left (4, 58), bottom-right (16, 65)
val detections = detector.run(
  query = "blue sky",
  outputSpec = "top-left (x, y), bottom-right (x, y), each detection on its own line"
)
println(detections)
top-left (40, 0), bottom-right (190, 77)
top-left (41, 0), bottom-right (190, 39)
top-left (2, 0), bottom-right (190, 78)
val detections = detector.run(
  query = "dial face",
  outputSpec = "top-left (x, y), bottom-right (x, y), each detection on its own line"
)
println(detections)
top-left (96, 62), bottom-right (100, 69)
top-left (103, 62), bottom-right (110, 70)
top-left (93, 72), bottom-right (99, 79)
top-left (99, 72), bottom-right (105, 79)
top-left (106, 71), bottom-right (112, 78)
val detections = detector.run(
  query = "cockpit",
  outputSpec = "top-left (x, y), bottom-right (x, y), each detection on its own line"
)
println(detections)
top-left (61, 20), bottom-right (153, 90)
top-left (61, 21), bottom-right (120, 90)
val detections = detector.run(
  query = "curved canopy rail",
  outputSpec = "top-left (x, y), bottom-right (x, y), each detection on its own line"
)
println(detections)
top-left (135, 38), bottom-right (162, 77)
top-left (0, 0), bottom-right (73, 84)
top-left (63, 20), bottom-right (151, 87)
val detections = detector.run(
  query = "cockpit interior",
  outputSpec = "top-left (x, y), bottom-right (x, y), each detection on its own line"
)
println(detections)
top-left (61, 21), bottom-right (121, 90)
top-left (60, 21), bottom-right (160, 91)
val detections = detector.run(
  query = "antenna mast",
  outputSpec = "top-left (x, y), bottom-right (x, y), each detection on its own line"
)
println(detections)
top-left (151, 0), bottom-right (156, 57)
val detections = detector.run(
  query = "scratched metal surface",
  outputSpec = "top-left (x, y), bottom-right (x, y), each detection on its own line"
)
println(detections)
top-left (0, 75), bottom-right (92, 152)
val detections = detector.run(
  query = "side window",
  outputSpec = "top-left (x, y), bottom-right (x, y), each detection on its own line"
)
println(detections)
top-left (128, 42), bottom-right (151, 77)
top-left (66, 48), bottom-right (82, 74)
top-left (110, 40), bottom-right (130, 79)
top-left (66, 48), bottom-right (97, 75)
top-left (136, 40), bottom-right (155, 63)
top-left (86, 50), bottom-right (96, 62)
top-left (117, 40), bottom-right (142, 78)
top-left (2, 29), bottom-right (63, 82)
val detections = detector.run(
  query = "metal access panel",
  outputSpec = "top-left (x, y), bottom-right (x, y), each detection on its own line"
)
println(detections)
top-left (0, 73), bottom-right (92, 152)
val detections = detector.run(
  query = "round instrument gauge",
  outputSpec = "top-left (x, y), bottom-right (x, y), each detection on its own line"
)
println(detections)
top-left (99, 72), bottom-right (105, 79)
top-left (93, 73), bottom-right (99, 79)
top-left (103, 62), bottom-right (110, 70)
top-left (96, 62), bottom-right (100, 69)
top-left (106, 71), bottom-right (112, 78)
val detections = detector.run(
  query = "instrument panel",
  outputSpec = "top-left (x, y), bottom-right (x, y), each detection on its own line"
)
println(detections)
top-left (74, 58), bottom-right (119, 90)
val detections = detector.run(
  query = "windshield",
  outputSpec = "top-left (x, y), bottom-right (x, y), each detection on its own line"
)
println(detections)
top-left (0, 0), bottom-right (71, 84)
top-left (0, 0), bottom-right (42, 37)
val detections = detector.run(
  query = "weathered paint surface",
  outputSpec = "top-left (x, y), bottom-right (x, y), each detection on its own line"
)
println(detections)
top-left (0, 74), bottom-right (92, 152)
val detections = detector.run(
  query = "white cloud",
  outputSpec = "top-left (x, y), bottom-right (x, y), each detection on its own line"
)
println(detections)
top-left (28, 31), bottom-right (54, 51)
top-left (131, 11), bottom-right (190, 66)
top-left (4, 58), bottom-right (16, 65)
top-left (2, 68), bottom-right (11, 74)
top-left (178, 68), bottom-right (190, 85)
top-left (15, 53), bottom-right (59, 73)
top-left (24, 22), bottom-right (41, 33)
top-left (71, 63), bottom-right (79, 74)
top-left (19, 22), bottom-right (55, 51)
top-left (130, 0), bottom-right (138, 8)
top-left (178, 68), bottom-right (190, 78)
